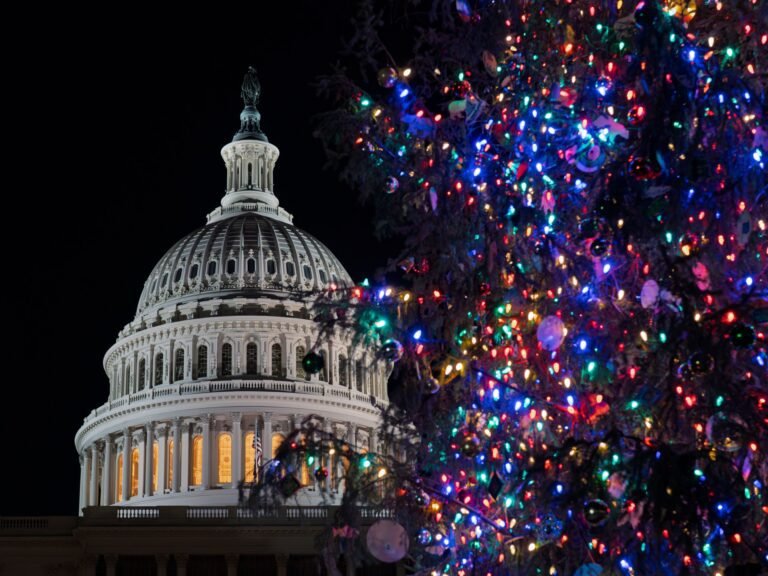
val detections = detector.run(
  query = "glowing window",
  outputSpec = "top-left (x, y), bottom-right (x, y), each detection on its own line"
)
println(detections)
top-left (130, 448), bottom-right (139, 497)
top-left (152, 441), bottom-right (158, 493)
top-left (271, 433), bottom-right (285, 459)
top-left (218, 433), bottom-right (232, 484)
top-left (191, 436), bottom-right (203, 486)
top-left (116, 454), bottom-right (123, 502)
top-left (244, 432), bottom-right (255, 482)
top-left (167, 439), bottom-right (174, 489)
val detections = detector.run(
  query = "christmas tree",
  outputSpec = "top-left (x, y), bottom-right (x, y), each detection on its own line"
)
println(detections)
top-left (250, 1), bottom-right (767, 574)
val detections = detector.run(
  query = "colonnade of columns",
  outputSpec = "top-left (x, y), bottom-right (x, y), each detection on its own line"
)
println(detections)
top-left (79, 413), bottom-right (377, 512)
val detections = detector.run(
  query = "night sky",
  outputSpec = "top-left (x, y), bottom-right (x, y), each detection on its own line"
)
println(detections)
top-left (4, 5), bottom-right (393, 516)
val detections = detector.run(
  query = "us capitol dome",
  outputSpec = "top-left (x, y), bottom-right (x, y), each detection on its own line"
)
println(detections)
top-left (74, 69), bottom-right (389, 511)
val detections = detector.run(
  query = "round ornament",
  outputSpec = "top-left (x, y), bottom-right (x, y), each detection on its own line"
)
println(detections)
top-left (377, 67), bottom-right (398, 88)
top-left (706, 412), bottom-right (746, 453)
top-left (729, 324), bottom-right (755, 349)
top-left (384, 176), bottom-right (400, 194)
top-left (583, 499), bottom-right (611, 527)
top-left (381, 339), bottom-right (404, 361)
top-left (301, 352), bottom-right (325, 375)
top-left (366, 520), bottom-right (409, 563)
top-left (537, 315), bottom-right (566, 351)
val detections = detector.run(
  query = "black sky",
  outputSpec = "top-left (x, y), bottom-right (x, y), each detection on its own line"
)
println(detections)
top-left (4, 5), bottom-right (392, 515)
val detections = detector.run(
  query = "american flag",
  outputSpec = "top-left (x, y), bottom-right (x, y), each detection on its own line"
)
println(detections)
top-left (253, 432), bottom-right (263, 481)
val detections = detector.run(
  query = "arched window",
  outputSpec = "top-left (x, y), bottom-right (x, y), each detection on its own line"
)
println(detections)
top-left (191, 436), bottom-right (203, 486)
top-left (152, 441), bottom-right (158, 494)
top-left (167, 439), bottom-right (174, 490)
top-left (190, 263), bottom-right (199, 280)
top-left (154, 353), bottom-right (164, 386)
top-left (173, 268), bottom-right (183, 284)
top-left (246, 258), bottom-right (256, 274)
top-left (197, 345), bottom-right (208, 378)
top-left (130, 448), bottom-right (139, 497)
top-left (161, 273), bottom-right (168, 288)
top-left (174, 349), bottom-right (185, 382)
top-left (222, 343), bottom-right (233, 377)
top-left (319, 269), bottom-right (327, 283)
top-left (339, 356), bottom-right (348, 387)
top-left (116, 453), bottom-right (124, 502)
top-left (303, 265), bottom-right (312, 280)
top-left (138, 359), bottom-right (146, 390)
top-left (320, 350), bottom-right (328, 382)
top-left (271, 433), bottom-right (285, 460)
top-left (207, 261), bottom-right (217, 276)
top-left (244, 432), bottom-right (255, 482)
top-left (266, 260), bottom-right (276, 275)
top-left (271, 343), bottom-right (282, 377)
top-left (356, 360), bottom-right (365, 392)
top-left (246, 342), bottom-right (258, 375)
top-left (296, 345), bottom-right (307, 380)
top-left (226, 259), bottom-right (237, 275)
top-left (218, 433), bottom-right (232, 484)
top-left (285, 262), bottom-right (295, 276)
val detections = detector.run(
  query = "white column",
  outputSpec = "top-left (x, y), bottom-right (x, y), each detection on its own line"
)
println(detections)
top-left (88, 445), bottom-right (99, 506)
top-left (136, 429), bottom-right (146, 498)
top-left (172, 419), bottom-right (182, 493)
top-left (78, 454), bottom-right (87, 515)
top-left (157, 424), bottom-right (168, 494)
top-left (202, 415), bottom-right (212, 488)
top-left (232, 413), bottom-right (242, 483)
top-left (180, 421), bottom-right (190, 492)
top-left (121, 429), bottom-right (130, 503)
top-left (101, 437), bottom-right (113, 505)
top-left (144, 423), bottom-right (154, 497)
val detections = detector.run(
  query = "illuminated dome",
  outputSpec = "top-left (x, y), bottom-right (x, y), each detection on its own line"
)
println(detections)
top-left (136, 212), bottom-right (353, 320)
top-left (74, 69), bottom-right (388, 512)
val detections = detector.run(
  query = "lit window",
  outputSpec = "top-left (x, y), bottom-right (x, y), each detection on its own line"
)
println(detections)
top-left (271, 433), bottom-right (285, 459)
top-left (191, 436), bottom-right (203, 485)
top-left (174, 349), bottom-right (184, 382)
top-left (154, 354), bottom-right (164, 386)
top-left (246, 342), bottom-right (258, 375)
top-left (116, 453), bottom-right (124, 502)
top-left (130, 448), bottom-right (139, 497)
top-left (197, 345), bottom-right (208, 378)
top-left (218, 433), bottom-right (232, 484)
top-left (296, 346), bottom-right (307, 380)
top-left (222, 343), bottom-right (233, 377)
top-left (244, 432), bottom-right (255, 482)
top-left (152, 441), bottom-right (158, 494)
top-left (167, 439), bottom-right (174, 490)
top-left (271, 343), bottom-right (282, 377)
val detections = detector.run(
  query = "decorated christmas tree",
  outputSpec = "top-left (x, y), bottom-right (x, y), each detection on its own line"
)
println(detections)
top-left (249, 1), bottom-right (767, 574)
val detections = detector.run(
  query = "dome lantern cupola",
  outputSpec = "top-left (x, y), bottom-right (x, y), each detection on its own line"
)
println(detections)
top-left (209, 67), bottom-right (291, 224)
